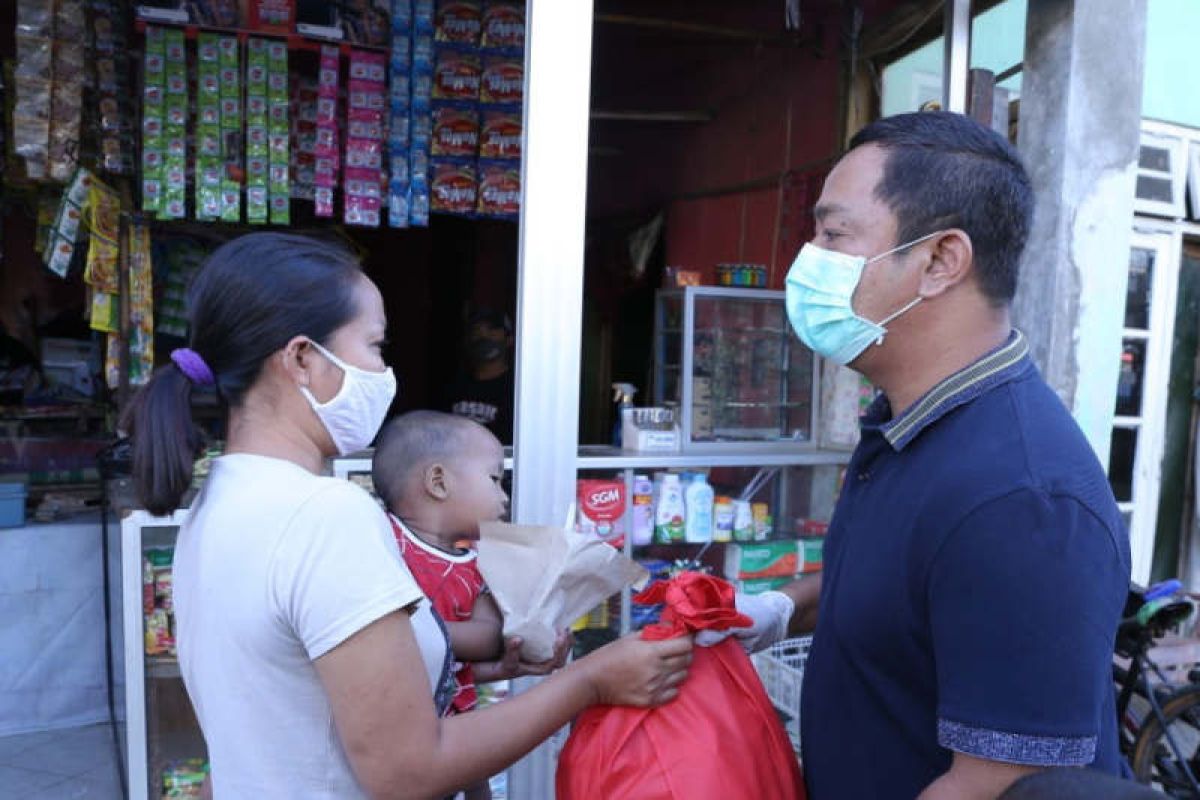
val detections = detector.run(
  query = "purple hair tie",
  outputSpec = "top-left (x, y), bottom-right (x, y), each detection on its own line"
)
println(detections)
top-left (171, 348), bottom-right (215, 387)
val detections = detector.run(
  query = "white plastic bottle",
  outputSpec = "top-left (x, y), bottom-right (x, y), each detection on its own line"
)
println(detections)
top-left (684, 473), bottom-right (715, 543)
top-left (733, 499), bottom-right (755, 542)
top-left (631, 474), bottom-right (654, 546)
top-left (655, 474), bottom-right (686, 543)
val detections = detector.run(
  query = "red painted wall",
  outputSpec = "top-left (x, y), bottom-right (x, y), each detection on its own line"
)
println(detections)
top-left (587, 6), bottom-right (850, 290)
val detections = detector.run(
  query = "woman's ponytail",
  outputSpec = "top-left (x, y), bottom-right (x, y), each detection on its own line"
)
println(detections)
top-left (124, 360), bottom-right (207, 516)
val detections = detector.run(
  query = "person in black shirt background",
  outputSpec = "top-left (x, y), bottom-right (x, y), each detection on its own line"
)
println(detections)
top-left (447, 309), bottom-right (514, 445)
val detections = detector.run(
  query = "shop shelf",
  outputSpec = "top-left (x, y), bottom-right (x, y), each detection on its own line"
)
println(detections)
top-left (134, 16), bottom-right (389, 54)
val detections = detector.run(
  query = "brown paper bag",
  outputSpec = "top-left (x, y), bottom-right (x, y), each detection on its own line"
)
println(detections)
top-left (478, 521), bottom-right (649, 662)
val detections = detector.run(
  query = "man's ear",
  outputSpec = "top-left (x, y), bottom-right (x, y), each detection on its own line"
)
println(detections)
top-left (424, 462), bottom-right (450, 501)
top-left (917, 229), bottom-right (973, 300)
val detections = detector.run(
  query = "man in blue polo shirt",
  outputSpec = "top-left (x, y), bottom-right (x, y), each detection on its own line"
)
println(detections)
top-left (706, 112), bottom-right (1131, 798)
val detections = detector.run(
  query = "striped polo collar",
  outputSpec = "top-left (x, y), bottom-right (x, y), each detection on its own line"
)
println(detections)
top-left (867, 330), bottom-right (1032, 451)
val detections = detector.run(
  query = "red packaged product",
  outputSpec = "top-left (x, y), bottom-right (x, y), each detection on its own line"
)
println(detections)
top-left (557, 573), bottom-right (806, 800)
top-left (430, 159), bottom-right (478, 214)
top-left (245, 0), bottom-right (295, 33)
top-left (479, 109), bottom-right (522, 159)
top-left (576, 479), bottom-right (626, 543)
top-left (432, 106), bottom-right (480, 157)
top-left (436, 0), bottom-right (482, 45)
top-left (477, 161), bottom-right (520, 218)
top-left (481, 1), bottom-right (525, 50)
top-left (798, 518), bottom-right (829, 537)
top-left (480, 55), bottom-right (523, 105)
top-left (433, 50), bottom-right (481, 101)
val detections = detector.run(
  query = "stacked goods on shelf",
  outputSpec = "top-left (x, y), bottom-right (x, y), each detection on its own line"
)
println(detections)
top-left (245, 39), bottom-right (271, 223)
top-left (408, 0), bottom-right (434, 225)
top-left (344, 50), bottom-right (387, 227)
top-left (267, 41), bottom-right (291, 224)
top-left (388, 0), bottom-right (413, 226)
top-left (314, 45), bottom-right (341, 217)
top-left (243, 39), bottom-right (290, 224)
top-left (430, 0), bottom-right (481, 216)
top-left (163, 758), bottom-right (209, 799)
top-left (412, 0), bottom-right (522, 221)
top-left (92, 1), bottom-right (134, 175)
top-left (291, 78), bottom-right (319, 203)
top-left (143, 546), bottom-right (176, 657)
top-left (195, 34), bottom-right (222, 219)
top-left (162, 28), bottom-right (189, 219)
top-left (476, 0), bottom-right (523, 218)
top-left (12, 0), bottom-right (86, 182)
top-left (141, 26), bottom-right (166, 214)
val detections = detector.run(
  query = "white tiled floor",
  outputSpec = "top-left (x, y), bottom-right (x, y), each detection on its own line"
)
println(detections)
top-left (0, 724), bottom-right (123, 799)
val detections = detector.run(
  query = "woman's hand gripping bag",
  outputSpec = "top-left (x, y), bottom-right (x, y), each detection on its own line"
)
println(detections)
top-left (556, 572), bottom-right (805, 800)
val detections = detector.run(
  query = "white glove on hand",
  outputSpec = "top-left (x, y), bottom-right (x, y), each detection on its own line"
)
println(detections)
top-left (695, 590), bottom-right (795, 654)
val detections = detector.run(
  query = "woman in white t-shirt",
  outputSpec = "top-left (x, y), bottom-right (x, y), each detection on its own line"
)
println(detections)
top-left (125, 233), bottom-right (692, 799)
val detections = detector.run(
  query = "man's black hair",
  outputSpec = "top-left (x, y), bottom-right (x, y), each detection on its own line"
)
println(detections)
top-left (849, 111), bottom-right (1033, 306)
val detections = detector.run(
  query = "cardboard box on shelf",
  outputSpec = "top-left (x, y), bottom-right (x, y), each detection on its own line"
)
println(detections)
top-left (724, 540), bottom-right (799, 581)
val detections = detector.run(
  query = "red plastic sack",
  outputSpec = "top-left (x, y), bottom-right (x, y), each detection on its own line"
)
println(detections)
top-left (556, 573), bottom-right (806, 800)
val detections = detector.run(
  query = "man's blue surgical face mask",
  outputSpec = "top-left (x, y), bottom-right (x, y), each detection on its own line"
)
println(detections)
top-left (784, 231), bottom-right (942, 366)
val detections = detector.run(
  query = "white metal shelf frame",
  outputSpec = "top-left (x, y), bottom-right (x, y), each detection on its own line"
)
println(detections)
top-left (121, 509), bottom-right (191, 800)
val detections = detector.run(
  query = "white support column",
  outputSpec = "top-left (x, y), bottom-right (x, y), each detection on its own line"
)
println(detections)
top-left (507, 0), bottom-right (595, 797)
top-left (943, 0), bottom-right (972, 113)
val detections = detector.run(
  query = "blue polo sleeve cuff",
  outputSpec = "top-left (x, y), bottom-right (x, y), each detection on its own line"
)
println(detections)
top-left (937, 718), bottom-right (1097, 767)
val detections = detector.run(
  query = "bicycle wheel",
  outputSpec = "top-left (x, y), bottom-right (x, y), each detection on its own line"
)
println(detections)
top-left (1131, 684), bottom-right (1200, 797)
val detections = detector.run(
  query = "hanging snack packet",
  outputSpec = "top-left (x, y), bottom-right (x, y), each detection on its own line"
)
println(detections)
top-left (430, 158), bottom-right (477, 215)
top-left (315, 45), bottom-right (341, 217)
top-left (479, 109), bottom-right (521, 159)
top-left (47, 0), bottom-right (86, 182)
top-left (435, 1), bottom-right (482, 46)
top-left (42, 167), bottom-right (93, 277)
top-left (159, 27), bottom-right (187, 219)
top-left (477, 159), bottom-right (520, 218)
top-left (194, 34), bottom-right (222, 220)
top-left (479, 54), bottom-right (522, 105)
top-left (433, 49), bottom-right (480, 102)
top-left (219, 36), bottom-right (242, 222)
top-left (246, 39), bottom-right (270, 224)
top-left (481, 0), bottom-right (524, 51)
top-left (267, 40), bottom-right (290, 224)
top-left (141, 26), bottom-right (166, 213)
top-left (431, 105), bottom-right (479, 157)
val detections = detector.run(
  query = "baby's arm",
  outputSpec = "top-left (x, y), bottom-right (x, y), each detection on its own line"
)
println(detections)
top-left (444, 592), bottom-right (504, 662)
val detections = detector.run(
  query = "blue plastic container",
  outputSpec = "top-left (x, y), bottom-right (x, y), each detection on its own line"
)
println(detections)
top-left (0, 482), bottom-right (27, 528)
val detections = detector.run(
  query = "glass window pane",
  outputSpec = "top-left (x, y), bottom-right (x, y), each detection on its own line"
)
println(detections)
top-left (1126, 248), bottom-right (1155, 329)
top-left (1139, 145), bottom-right (1172, 173)
top-left (1108, 427), bottom-right (1138, 503)
top-left (690, 296), bottom-right (812, 443)
top-left (1115, 339), bottom-right (1147, 417)
top-left (1136, 175), bottom-right (1175, 203)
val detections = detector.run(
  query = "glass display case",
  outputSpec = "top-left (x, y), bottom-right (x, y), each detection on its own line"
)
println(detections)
top-left (653, 287), bottom-right (819, 450)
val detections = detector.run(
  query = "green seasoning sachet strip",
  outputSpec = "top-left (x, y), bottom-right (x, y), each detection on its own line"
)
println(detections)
top-left (218, 36), bottom-right (241, 222)
top-left (159, 27), bottom-right (187, 219)
top-left (267, 39), bottom-right (290, 225)
top-left (246, 39), bottom-right (269, 224)
top-left (141, 26), bottom-right (166, 214)
top-left (195, 33), bottom-right (221, 220)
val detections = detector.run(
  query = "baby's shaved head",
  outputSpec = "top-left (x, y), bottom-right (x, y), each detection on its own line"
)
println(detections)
top-left (372, 411), bottom-right (491, 510)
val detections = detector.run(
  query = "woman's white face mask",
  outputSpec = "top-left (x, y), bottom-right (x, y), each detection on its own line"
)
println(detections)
top-left (298, 339), bottom-right (397, 456)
